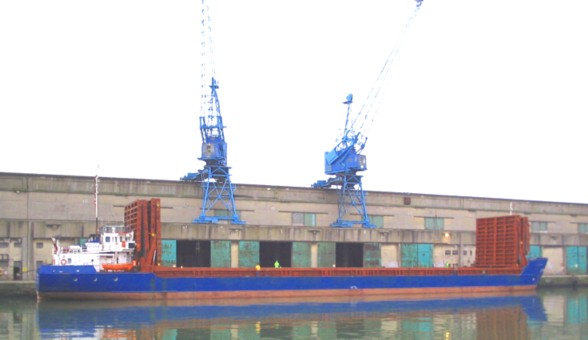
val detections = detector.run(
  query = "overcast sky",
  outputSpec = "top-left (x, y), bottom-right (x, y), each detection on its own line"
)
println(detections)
top-left (1, 0), bottom-right (587, 204)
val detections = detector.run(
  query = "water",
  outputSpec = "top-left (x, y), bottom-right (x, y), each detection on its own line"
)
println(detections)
top-left (1, 288), bottom-right (588, 339)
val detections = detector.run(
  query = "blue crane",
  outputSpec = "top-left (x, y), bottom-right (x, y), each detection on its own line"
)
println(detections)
top-left (313, 0), bottom-right (424, 228)
top-left (182, 0), bottom-right (244, 225)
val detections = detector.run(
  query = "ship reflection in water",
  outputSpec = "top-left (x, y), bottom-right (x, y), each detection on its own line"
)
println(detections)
top-left (35, 292), bottom-right (548, 339)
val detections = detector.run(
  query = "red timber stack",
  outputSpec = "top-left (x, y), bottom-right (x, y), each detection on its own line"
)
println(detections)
top-left (124, 199), bottom-right (162, 272)
top-left (475, 215), bottom-right (530, 269)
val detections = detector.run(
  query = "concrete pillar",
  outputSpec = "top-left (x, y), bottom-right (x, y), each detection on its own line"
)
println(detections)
top-left (230, 241), bottom-right (239, 268)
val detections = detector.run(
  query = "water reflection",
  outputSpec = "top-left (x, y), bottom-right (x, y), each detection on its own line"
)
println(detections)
top-left (34, 293), bottom-right (544, 339)
top-left (3, 289), bottom-right (588, 339)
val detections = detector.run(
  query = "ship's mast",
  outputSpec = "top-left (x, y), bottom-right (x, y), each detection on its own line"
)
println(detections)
top-left (95, 165), bottom-right (99, 234)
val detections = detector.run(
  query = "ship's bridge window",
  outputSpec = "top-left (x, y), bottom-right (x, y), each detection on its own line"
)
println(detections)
top-left (578, 223), bottom-right (588, 234)
top-left (105, 236), bottom-right (111, 243)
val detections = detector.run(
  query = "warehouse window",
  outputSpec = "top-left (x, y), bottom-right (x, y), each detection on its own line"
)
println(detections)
top-left (424, 217), bottom-right (444, 230)
top-left (531, 221), bottom-right (548, 232)
top-left (0, 242), bottom-right (7, 249)
top-left (36, 242), bottom-right (44, 249)
top-left (292, 212), bottom-right (316, 227)
top-left (369, 215), bottom-right (384, 228)
top-left (579, 223), bottom-right (588, 234)
top-left (213, 209), bottom-right (241, 219)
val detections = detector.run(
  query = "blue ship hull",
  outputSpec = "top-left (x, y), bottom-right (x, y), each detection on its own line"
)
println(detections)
top-left (36, 258), bottom-right (547, 300)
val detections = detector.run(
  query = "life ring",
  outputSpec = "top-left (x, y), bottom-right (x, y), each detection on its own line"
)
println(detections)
top-left (60, 258), bottom-right (67, 265)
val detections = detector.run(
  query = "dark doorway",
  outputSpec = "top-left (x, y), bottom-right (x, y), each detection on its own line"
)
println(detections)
top-left (336, 243), bottom-right (364, 267)
top-left (177, 240), bottom-right (211, 267)
top-left (13, 266), bottom-right (21, 280)
top-left (260, 242), bottom-right (292, 268)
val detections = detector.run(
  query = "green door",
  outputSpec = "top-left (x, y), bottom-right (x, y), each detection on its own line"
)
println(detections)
top-left (401, 244), bottom-right (418, 267)
top-left (418, 244), bottom-right (433, 268)
top-left (239, 241), bottom-right (259, 268)
top-left (292, 242), bottom-right (311, 268)
top-left (211, 240), bottom-right (230, 268)
top-left (402, 244), bottom-right (432, 268)
top-left (364, 243), bottom-right (381, 268)
top-left (318, 242), bottom-right (336, 268)
top-left (160, 240), bottom-right (177, 267)
top-left (566, 246), bottom-right (587, 275)
top-left (580, 247), bottom-right (588, 274)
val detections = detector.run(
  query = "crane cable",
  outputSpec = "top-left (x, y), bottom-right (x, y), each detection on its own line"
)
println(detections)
top-left (352, 0), bottom-right (424, 148)
top-left (200, 0), bottom-right (218, 123)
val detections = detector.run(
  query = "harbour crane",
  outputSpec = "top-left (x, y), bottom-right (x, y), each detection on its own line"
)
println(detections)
top-left (182, 0), bottom-right (244, 225)
top-left (313, 0), bottom-right (424, 228)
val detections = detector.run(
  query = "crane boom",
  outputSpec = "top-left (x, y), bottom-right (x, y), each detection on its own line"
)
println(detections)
top-left (313, 0), bottom-right (424, 228)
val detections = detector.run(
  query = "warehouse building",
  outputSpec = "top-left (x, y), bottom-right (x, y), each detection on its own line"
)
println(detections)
top-left (1, 172), bottom-right (587, 281)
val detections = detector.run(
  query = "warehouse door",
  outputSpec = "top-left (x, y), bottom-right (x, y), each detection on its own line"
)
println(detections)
top-left (336, 243), bottom-right (363, 267)
top-left (402, 244), bottom-right (433, 268)
top-left (177, 240), bottom-right (211, 267)
top-left (567, 246), bottom-right (587, 275)
top-left (260, 242), bottom-right (291, 268)
top-left (292, 242), bottom-right (311, 268)
top-left (161, 240), bottom-right (177, 267)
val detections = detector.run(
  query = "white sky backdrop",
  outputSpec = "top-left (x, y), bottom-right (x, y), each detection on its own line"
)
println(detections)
top-left (1, 0), bottom-right (587, 204)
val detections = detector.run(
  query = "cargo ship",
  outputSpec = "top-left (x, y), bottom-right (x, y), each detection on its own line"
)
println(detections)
top-left (36, 199), bottom-right (547, 300)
